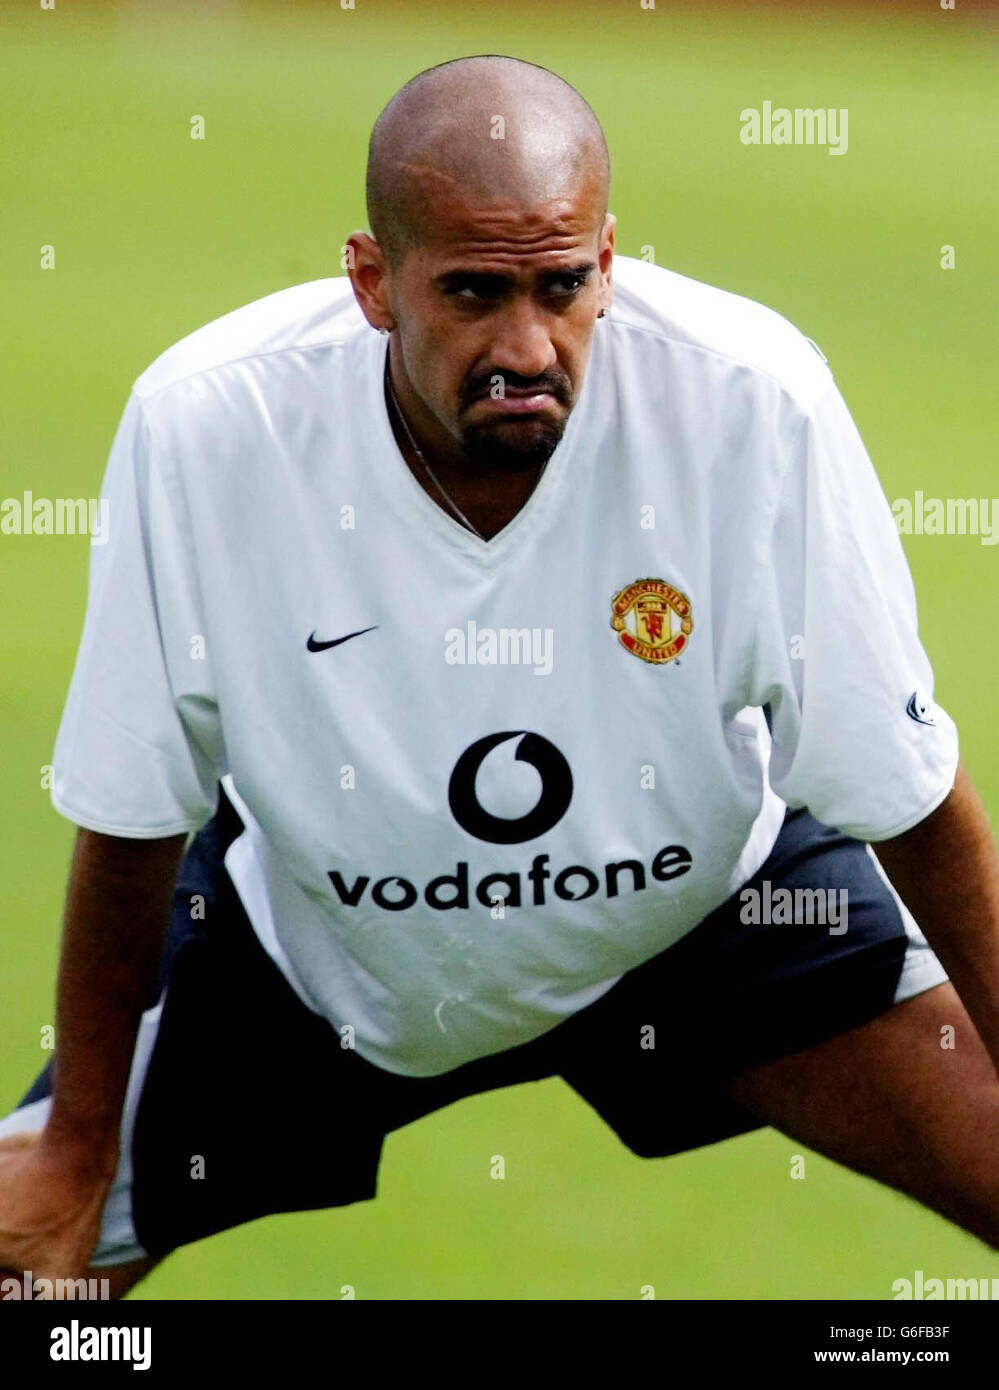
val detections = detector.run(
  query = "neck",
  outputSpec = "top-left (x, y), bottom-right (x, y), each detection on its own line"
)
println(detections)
top-left (383, 344), bottom-right (545, 540)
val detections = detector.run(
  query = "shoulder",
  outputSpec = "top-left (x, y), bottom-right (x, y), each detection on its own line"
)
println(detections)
top-left (131, 276), bottom-right (366, 402)
top-left (608, 255), bottom-right (834, 413)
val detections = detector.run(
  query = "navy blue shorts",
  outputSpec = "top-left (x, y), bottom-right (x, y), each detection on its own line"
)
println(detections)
top-left (9, 787), bottom-right (946, 1263)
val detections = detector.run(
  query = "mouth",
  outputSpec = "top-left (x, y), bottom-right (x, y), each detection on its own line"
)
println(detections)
top-left (466, 388), bottom-right (562, 417)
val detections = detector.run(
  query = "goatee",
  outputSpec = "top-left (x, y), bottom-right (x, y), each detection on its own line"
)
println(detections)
top-left (458, 418), bottom-right (566, 472)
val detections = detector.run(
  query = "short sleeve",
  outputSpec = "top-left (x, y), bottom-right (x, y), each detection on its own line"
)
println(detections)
top-left (51, 391), bottom-right (223, 837)
top-left (747, 377), bottom-right (959, 840)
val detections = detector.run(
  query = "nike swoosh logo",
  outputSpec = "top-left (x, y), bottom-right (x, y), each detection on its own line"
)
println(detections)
top-left (905, 690), bottom-right (936, 726)
top-left (307, 626), bottom-right (378, 652)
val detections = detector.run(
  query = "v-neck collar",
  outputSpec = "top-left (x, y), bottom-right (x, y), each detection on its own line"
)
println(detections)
top-left (362, 330), bottom-right (590, 567)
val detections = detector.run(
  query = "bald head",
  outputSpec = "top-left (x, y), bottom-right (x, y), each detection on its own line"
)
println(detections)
top-left (367, 56), bottom-right (610, 264)
top-left (349, 57), bottom-right (615, 480)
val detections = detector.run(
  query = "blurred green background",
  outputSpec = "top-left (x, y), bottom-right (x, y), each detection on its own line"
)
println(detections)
top-left (1, 0), bottom-right (997, 1300)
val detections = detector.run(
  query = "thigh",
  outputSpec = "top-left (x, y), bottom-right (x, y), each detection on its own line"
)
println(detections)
top-left (554, 810), bottom-right (926, 1159)
top-left (129, 791), bottom-right (564, 1257)
top-left (720, 981), bottom-right (999, 1247)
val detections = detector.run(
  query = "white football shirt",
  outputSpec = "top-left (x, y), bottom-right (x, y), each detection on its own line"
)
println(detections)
top-left (50, 255), bottom-right (959, 1075)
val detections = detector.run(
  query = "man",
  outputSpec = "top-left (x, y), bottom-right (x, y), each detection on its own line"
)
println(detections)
top-left (1, 55), bottom-right (997, 1302)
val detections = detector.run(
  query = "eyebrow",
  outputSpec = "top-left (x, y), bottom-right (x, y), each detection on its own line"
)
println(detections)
top-left (433, 262), bottom-right (596, 293)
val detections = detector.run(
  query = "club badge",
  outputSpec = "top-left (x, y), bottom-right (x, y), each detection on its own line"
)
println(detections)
top-left (610, 578), bottom-right (693, 665)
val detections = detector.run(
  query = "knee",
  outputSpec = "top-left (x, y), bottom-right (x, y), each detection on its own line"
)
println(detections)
top-left (87, 1255), bottom-right (162, 1300)
top-left (930, 1160), bottom-right (999, 1251)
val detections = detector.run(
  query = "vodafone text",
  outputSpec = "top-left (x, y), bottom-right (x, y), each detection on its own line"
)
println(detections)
top-left (328, 846), bottom-right (693, 911)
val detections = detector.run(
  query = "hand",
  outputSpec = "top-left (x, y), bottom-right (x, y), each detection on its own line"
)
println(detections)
top-left (0, 1129), bottom-right (117, 1294)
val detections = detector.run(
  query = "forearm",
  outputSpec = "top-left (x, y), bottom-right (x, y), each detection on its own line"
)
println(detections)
top-left (874, 763), bottom-right (999, 1076)
top-left (41, 828), bottom-right (186, 1174)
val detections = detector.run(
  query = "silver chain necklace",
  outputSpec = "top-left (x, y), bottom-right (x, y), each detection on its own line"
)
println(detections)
top-left (384, 358), bottom-right (486, 541)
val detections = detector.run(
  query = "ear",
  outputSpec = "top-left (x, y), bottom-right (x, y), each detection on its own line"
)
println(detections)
top-left (344, 231), bottom-right (396, 332)
top-left (598, 213), bottom-right (616, 314)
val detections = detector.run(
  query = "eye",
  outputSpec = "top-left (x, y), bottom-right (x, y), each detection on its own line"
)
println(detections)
top-left (445, 276), bottom-right (507, 302)
top-left (546, 272), bottom-right (588, 298)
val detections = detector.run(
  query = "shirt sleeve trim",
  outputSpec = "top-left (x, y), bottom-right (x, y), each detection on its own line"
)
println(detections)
top-left (855, 749), bottom-right (960, 843)
top-left (50, 788), bottom-right (205, 840)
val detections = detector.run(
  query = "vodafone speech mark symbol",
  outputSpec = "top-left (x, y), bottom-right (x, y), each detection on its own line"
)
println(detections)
top-left (447, 732), bottom-right (573, 844)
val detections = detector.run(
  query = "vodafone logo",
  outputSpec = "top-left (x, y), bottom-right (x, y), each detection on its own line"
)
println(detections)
top-left (448, 731), bottom-right (573, 844)
top-left (324, 730), bottom-right (693, 913)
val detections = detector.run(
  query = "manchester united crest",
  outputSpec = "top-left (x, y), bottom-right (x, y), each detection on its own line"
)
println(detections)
top-left (610, 578), bottom-right (693, 665)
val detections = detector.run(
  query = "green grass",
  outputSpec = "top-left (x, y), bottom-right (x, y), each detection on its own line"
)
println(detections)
top-left (1, 0), bottom-right (997, 1299)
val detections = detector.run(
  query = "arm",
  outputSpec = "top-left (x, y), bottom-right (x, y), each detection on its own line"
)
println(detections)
top-left (874, 762), bottom-right (999, 1078)
top-left (0, 827), bottom-right (185, 1280)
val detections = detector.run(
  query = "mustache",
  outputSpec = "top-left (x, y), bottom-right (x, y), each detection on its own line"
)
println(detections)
top-left (461, 369), bottom-right (573, 411)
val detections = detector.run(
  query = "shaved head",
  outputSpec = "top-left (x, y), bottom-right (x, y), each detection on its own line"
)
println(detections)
top-left (367, 56), bottom-right (610, 264)
top-left (347, 56), bottom-right (615, 506)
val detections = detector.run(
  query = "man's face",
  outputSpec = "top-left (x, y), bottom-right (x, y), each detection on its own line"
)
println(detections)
top-left (382, 188), bottom-right (615, 470)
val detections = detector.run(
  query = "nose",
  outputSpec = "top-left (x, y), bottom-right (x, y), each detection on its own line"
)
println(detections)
top-left (485, 297), bottom-right (558, 381)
